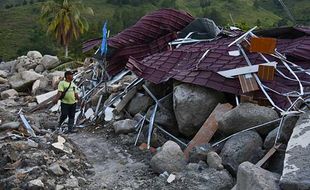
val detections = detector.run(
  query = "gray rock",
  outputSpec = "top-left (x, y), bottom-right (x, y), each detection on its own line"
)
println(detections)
top-left (9, 71), bottom-right (43, 91)
top-left (113, 119), bottom-right (138, 134)
top-left (35, 64), bottom-right (45, 73)
top-left (56, 185), bottom-right (65, 190)
top-left (220, 130), bottom-right (264, 174)
top-left (218, 103), bottom-right (279, 136)
top-left (0, 76), bottom-right (8, 84)
top-left (65, 176), bottom-right (79, 188)
top-left (189, 143), bottom-right (213, 163)
top-left (264, 116), bottom-right (299, 150)
top-left (127, 94), bottom-right (153, 115)
top-left (264, 127), bottom-right (278, 150)
top-left (280, 112), bottom-right (310, 190)
top-left (28, 179), bottom-right (44, 190)
top-left (0, 70), bottom-right (9, 78)
top-left (236, 161), bottom-right (280, 190)
top-left (48, 163), bottom-right (64, 176)
top-left (1, 89), bottom-right (18, 99)
top-left (207, 151), bottom-right (224, 170)
top-left (0, 121), bottom-right (20, 130)
top-left (150, 140), bottom-right (187, 174)
top-left (27, 51), bottom-right (43, 59)
top-left (145, 80), bottom-right (172, 99)
top-left (146, 105), bottom-right (179, 135)
top-left (173, 83), bottom-right (224, 137)
top-left (40, 55), bottom-right (60, 70)
top-left (179, 168), bottom-right (234, 190)
top-left (0, 60), bottom-right (16, 71)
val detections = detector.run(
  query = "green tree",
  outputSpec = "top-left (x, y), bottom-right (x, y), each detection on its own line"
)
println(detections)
top-left (40, 0), bottom-right (94, 57)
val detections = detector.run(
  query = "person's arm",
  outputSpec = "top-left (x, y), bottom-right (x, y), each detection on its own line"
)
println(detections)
top-left (53, 81), bottom-right (64, 104)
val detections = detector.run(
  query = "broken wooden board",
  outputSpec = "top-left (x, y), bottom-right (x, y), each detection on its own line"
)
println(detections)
top-left (36, 90), bottom-right (58, 104)
top-left (184, 103), bottom-right (233, 160)
top-left (250, 37), bottom-right (277, 54)
top-left (238, 74), bottom-right (259, 93)
top-left (256, 144), bottom-right (281, 167)
top-left (113, 87), bottom-right (137, 114)
top-left (218, 62), bottom-right (277, 78)
top-left (258, 64), bottom-right (275, 81)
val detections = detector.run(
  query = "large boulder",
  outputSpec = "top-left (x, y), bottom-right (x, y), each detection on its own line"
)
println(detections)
top-left (127, 93), bottom-right (153, 115)
top-left (113, 119), bottom-right (138, 134)
top-left (40, 55), bottom-right (60, 70)
top-left (218, 103), bottom-right (279, 136)
top-left (173, 83), bottom-right (225, 137)
top-left (236, 161), bottom-right (281, 190)
top-left (220, 130), bottom-right (264, 174)
top-left (27, 51), bottom-right (43, 59)
top-left (150, 140), bottom-right (187, 174)
top-left (280, 112), bottom-right (310, 190)
top-left (1, 89), bottom-right (18, 99)
top-left (9, 71), bottom-right (43, 91)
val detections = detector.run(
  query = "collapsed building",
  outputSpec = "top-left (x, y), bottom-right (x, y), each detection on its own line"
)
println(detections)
top-left (1, 8), bottom-right (310, 189)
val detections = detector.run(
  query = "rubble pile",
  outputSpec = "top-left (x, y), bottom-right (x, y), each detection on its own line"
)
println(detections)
top-left (1, 8), bottom-right (310, 190)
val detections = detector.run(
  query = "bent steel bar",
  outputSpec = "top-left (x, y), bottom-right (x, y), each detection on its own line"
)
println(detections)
top-left (18, 109), bottom-right (36, 137)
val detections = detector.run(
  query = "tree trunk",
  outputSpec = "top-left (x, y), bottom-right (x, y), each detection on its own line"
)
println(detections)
top-left (65, 45), bottom-right (69, 58)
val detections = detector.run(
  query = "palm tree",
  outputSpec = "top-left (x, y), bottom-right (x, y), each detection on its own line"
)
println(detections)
top-left (41, 0), bottom-right (94, 57)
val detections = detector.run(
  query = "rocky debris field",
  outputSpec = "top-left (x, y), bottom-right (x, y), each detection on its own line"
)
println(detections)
top-left (1, 50), bottom-right (310, 190)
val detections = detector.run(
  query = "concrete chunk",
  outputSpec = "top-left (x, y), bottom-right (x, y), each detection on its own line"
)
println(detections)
top-left (280, 112), bottom-right (310, 190)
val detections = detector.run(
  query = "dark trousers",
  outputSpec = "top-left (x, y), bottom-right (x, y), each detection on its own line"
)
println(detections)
top-left (58, 102), bottom-right (76, 130)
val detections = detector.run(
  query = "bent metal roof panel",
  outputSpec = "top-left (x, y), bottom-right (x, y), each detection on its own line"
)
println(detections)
top-left (126, 27), bottom-right (310, 109)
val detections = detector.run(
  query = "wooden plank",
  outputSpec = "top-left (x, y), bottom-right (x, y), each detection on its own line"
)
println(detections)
top-left (184, 103), bottom-right (233, 160)
top-left (218, 62), bottom-right (277, 78)
top-left (258, 64), bottom-right (275, 81)
top-left (36, 90), bottom-right (58, 104)
top-left (250, 37), bottom-right (277, 54)
top-left (114, 87), bottom-right (137, 113)
top-left (256, 144), bottom-right (281, 167)
top-left (238, 74), bottom-right (259, 93)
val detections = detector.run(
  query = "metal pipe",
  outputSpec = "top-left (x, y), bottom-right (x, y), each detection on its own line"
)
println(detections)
top-left (147, 103), bottom-right (158, 149)
top-left (134, 116), bottom-right (146, 146)
top-left (18, 109), bottom-right (36, 137)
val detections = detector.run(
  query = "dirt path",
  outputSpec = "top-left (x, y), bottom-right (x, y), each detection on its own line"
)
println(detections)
top-left (68, 128), bottom-right (157, 189)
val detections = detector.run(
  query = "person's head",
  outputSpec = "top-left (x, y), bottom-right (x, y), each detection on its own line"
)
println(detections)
top-left (64, 71), bottom-right (73, 82)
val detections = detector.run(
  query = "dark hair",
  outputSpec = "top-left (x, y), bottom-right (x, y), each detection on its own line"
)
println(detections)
top-left (64, 71), bottom-right (73, 78)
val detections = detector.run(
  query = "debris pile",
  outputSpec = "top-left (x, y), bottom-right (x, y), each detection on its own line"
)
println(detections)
top-left (1, 8), bottom-right (310, 189)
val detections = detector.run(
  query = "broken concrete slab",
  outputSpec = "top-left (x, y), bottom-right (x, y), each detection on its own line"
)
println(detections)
top-left (1, 89), bottom-right (18, 99)
top-left (173, 83), bottom-right (225, 137)
top-left (113, 119), bottom-right (138, 134)
top-left (280, 112), bottom-right (310, 190)
top-left (150, 140), bottom-right (187, 174)
top-left (218, 103), bottom-right (279, 136)
top-left (220, 130), bottom-right (264, 175)
top-left (236, 161), bottom-right (280, 190)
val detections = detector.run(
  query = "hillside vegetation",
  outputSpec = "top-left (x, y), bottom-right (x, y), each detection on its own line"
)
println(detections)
top-left (0, 0), bottom-right (309, 61)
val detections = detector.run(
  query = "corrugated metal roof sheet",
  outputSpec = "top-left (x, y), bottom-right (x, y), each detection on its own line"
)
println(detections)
top-left (127, 27), bottom-right (310, 109)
